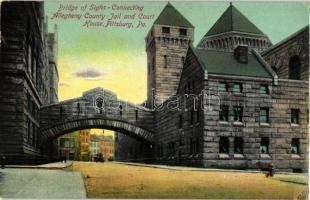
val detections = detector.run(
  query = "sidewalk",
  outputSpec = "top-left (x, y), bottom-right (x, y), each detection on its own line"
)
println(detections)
top-left (5, 161), bottom-right (73, 169)
top-left (114, 161), bottom-right (307, 175)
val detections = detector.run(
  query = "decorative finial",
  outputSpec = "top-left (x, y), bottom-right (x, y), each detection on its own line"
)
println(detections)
top-left (230, 2), bottom-right (232, 6)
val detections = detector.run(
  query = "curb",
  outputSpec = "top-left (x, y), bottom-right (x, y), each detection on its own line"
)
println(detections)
top-left (114, 161), bottom-right (307, 175)
top-left (5, 162), bottom-right (73, 170)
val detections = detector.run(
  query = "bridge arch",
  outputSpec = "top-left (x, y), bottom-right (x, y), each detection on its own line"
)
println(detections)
top-left (40, 117), bottom-right (154, 145)
top-left (39, 87), bottom-right (155, 146)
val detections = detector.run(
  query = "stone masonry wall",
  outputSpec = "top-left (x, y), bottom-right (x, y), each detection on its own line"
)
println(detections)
top-left (202, 75), bottom-right (308, 172)
top-left (146, 24), bottom-right (194, 105)
top-left (263, 26), bottom-right (309, 81)
top-left (154, 46), bottom-right (205, 167)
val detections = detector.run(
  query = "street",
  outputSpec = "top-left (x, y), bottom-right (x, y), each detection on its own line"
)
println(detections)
top-left (0, 168), bottom-right (86, 198)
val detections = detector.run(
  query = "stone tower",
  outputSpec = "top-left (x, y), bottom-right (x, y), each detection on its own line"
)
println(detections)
top-left (197, 4), bottom-right (272, 52)
top-left (145, 3), bottom-right (194, 107)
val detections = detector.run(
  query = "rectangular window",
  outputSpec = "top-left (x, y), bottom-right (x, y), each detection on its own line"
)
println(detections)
top-left (135, 110), bottom-right (138, 120)
top-left (178, 115), bottom-right (183, 129)
top-left (190, 137), bottom-right (193, 154)
top-left (190, 110), bottom-right (194, 125)
top-left (260, 137), bottom-right (269, 154)
top-left (259, 108), bottom-right (269, 123)
top-left (164, 55), bottom-right (167, 68)
top-left (234, 137), bottom-right (243, 154)
top-left (233, 106), bottom-right (243, 122)
top-left (291, 138), bottom-right (300, 154)
top-left (260, 85), bottom-right (269, 94)
top-left (232, 83), bottom-right (242, 93)
top-left (195, 137), bottom-right (199, 154)
top-left (196, 109), bottom-right (200, 123)
top-left (162, 27), bottom-right (170, 34)
top-left (219, 105), bottom-right (229, 121)
top-left (291, 109), bottom-right (299, 124)
top-left (179, 28), bottom-right (187, 36)
top-left (219, 137), bottom-right (229, 154)
top-left (218, 82), bottom-right (227, 92)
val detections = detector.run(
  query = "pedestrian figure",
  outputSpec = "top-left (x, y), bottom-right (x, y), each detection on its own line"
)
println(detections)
top-left (1, 156), bottom-right (6, 169)
top-left (266, 163), bottom-right (274, 177)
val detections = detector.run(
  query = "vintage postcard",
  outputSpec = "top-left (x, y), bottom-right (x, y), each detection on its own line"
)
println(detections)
top-left (0, 0), bottom-right (309, 199)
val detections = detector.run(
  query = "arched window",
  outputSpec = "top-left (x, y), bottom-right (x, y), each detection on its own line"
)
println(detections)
top-left (289, 56), bottom-right (301, 80)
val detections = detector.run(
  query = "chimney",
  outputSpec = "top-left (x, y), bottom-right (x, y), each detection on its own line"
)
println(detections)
top-left (234, 45), bottom-right (248, 64)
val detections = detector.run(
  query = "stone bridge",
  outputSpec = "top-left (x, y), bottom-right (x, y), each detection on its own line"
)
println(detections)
top-left (40, 88), bottom-right (155, 145)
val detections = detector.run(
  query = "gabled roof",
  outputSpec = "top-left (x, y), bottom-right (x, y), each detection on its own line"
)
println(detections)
top-left (262, 25), bottom-right (309, 56)
top-left (194, 48), bottom-right (273, 78)
top-left (154, 2), bottom-right (194, 28)
top-left (205, 4), bottom-right (264, 37)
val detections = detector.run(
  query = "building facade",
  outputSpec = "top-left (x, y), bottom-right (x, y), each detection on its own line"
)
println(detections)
top-left (115, 132), bottom-right (152, 162)
top-left (78, 129), bottom-right (91, 161)
top-left (116, 3), bottom-right (309, 172)
top-left (0, 1), bottom-right (58, 163)
top-left (100, 135), bottom-right (114, 161)
top-left (57, 131), bottom-right (79, 160)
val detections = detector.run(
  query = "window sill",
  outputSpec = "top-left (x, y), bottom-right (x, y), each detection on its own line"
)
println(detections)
top-left (219, 121), bottom-right (229, 125)
top-left (233, 121), bottom-right (244, 126)
top-left (291, 154), bottom-right (301, 159)
top-left (219, 153), bottom-right (230, 159)
top-left (234, 154), bottom-right (244, 159)
top-left (260, 123), bottom-right (270, 127)
top-left (291, 123), bottom-right (299, 127)
top-left (260, 154), bottom-right (271, 159)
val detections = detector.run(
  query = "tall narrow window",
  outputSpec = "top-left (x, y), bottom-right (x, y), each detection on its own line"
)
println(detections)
top-left (119, 105), bottom-right (123, 116)
top-left (234, 137), bottom-right (243, 154)
top-left (135, 110), bottom-right (138, 120)
top-left (260, 137), bottom-right (269, 154)
top-left (178, 115), bottom-right (183, 129)
top-left (259, 107), bottom-right (269, 123)
top-left (291, 138), bottom-right (300, 154)
top-left (219, 137), bottom-right (229, 154)
top-left (233, 106), bottom-right (243, 122)
top-left (195, 137), bottom-right (199, 154)
top-left (190, 110), bottom-right (194, 125)
top-left (196, 109), bottom-right (200, 123)
top-left (181, 56), bottom-right (185, 64)
top-left (219, 105), bottom-right (229, 121)
top-left (260, 85), bottom-right (269, 94)
top-left (291, 109), bottom-right (299, 124)
top-left (164, 55), bottom-right (167, 68)
top-left (289, 56), bottom-right (301, 80)
top-left (190, 137), bottom-right (193, 154)
top-left (77, 103), bottom-right (80, 114)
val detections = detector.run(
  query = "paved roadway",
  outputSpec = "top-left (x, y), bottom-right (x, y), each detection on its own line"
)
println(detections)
top-left (0, 168), bottom-right (86, 198)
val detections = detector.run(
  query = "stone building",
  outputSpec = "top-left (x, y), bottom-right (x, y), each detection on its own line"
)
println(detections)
top-left (100, 135), bottom-right (115, 161)
top-left (89, 134), bottom-right (101, 161)
top-left (116, 3), bottom-right (308, 172)
top-left (57, 131), bottom-right (79, 160)
top-left (79, 129), bottom-right (91, 161)
top-left (115, 132), bottom-right (152, 162)
top-left (0, 1), bottom-right (58, 163)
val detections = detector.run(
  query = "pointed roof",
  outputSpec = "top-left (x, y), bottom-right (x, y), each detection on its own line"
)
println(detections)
top-left (154, 2), bottom-right (194, 28)
top-left (205, 4), bottom-right (264, 36)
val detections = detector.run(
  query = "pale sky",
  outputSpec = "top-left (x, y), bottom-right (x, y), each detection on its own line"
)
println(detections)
top-left (45, 1), bottom-right (308, 104)
top-left (45, 1), bottom-right (308, 137)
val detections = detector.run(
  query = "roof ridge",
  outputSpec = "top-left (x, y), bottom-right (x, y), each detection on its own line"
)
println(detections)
top-left (153, 2), bottom-right (194, 28)
top-left (204, 4), bottom-right (265, 37)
